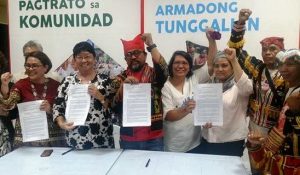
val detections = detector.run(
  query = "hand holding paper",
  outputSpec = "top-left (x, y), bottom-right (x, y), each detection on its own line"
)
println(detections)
top-left (65, 84), bottom-right (90, 126)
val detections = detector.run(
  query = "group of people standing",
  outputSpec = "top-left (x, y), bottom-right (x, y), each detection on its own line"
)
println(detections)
top-left (0, 8), bottom-right (299, 175)
top-left (229, 9), bottom-right (300, 175)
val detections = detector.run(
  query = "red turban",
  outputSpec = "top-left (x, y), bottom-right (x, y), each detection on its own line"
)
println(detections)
top-left (121, 34), bottom-right (145, 55)
top-left (260, 37), bottom-right (284, 50)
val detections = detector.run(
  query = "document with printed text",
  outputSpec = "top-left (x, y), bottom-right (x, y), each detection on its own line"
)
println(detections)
top-left (193, 83), bottom-right (223, 126)
top-left (65, 84), bottom-right (90, 126)
top-left (17, 100), bottom-right (49, 142)
top-left (123, 83), bottom-right (151, 127)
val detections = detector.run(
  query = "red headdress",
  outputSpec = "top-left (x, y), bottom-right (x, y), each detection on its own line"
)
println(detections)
top-left (121, 34), bottom-right (145, 55)
top-left (260, 37), bottom-right (284, 50)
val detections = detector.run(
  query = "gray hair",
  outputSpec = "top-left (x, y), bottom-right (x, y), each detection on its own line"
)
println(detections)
top-left (22, 40), bottom-right (43, 54)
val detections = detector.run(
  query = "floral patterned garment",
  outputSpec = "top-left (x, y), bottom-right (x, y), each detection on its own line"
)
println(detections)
top-left (0, 121), bottom-right (11, 157)
top-left (53, 73), bottom-right (115, 149)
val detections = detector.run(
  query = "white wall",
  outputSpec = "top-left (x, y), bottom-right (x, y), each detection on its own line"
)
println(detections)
top-left (8, 0), bottom-right (300, 72)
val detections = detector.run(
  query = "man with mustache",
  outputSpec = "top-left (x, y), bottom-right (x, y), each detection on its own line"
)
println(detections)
top-left (112, 33), bottom-right (168, 150)
top-left (228, 9), bottom-right (288, 174)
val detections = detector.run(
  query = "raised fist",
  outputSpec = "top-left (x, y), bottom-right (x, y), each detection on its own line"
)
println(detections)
top-left (224, 48), bottom-right (236, 62)
top-left (238, 9), bottom-right (252, 24)
top-left (141, 33), bottom-right (154, 46)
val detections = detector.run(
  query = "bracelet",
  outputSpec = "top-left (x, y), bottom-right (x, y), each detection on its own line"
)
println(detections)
top-left (146, 44), bottom-right (157, 52)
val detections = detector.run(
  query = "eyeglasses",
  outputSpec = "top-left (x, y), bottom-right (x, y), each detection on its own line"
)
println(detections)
top-left (173, 61), bottom-right (189, 66)
top-left (24, 63), bottom-right (43, 69)
top-left (75, 54), bottom-right (94, 61)
top-left (125, 50), bottom-right (143, 59)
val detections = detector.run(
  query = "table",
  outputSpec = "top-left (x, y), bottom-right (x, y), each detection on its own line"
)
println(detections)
top-left (0, 147), bottom-right (249, 175)
top-left (0, 147), bottom-right (123, 175)
top-left (108, 150), bottom-right (248, 175)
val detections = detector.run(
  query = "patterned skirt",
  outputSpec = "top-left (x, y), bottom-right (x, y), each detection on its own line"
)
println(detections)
top-left (0, 121), bottom-right (11, 157)
top-left (14, 115), bottom-right (67, 149)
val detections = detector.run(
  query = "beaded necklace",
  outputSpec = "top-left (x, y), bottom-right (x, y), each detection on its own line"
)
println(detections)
top-left (30, 78), bottom-right (48, 100)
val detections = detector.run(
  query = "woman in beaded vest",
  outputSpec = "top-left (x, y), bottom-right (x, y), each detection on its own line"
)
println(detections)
top-left (247, 49), bottom-right (300, 175)
top-left (0, 51), bottom-right (66, 148)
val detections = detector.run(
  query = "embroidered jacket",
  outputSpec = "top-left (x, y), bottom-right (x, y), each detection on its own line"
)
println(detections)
top-left (247, 97), bottom-right (300, 175)
top-left (228, 21), bottom-right (287, 129)
top-left (112, 55), bottom-right (168, 142)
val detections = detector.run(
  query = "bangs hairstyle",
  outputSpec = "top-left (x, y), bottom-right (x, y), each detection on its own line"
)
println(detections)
top-left (25, 51), bottom-right (52, 73)
top-left (73, 41), bottom-right (96, 58)
top-left (168, 50), bottom-right (193, 78)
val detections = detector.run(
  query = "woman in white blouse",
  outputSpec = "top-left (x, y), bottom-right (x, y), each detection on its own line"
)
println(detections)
top-left (200, 48), bottom-right (253, 156)
top-left (161, 29), bottom-right (216, 152)
top-left (161, 50), bottom-right (210, 152)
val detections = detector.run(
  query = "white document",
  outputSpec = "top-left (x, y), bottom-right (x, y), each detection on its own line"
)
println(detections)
top-left (65, 84), bottom-right (90, 126)
top-left (193, 83), bottom-right (223, 126)
top-left (17, 100), bottom-right (49, 142)
top-left (123, 83), bottom-right (151, 127)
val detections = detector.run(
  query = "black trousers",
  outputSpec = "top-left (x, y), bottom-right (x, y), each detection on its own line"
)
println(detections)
top-left (196, 138), bottom-right (245, 157)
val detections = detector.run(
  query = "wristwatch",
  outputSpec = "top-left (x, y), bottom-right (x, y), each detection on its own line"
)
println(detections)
top-left (146, 44), bottom-right (157, 52)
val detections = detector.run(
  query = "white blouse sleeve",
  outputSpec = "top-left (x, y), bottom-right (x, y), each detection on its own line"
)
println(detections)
top-left (161, 83), bottom-right (175, 119)
top-left (235, 72), bottom-right (253, 96)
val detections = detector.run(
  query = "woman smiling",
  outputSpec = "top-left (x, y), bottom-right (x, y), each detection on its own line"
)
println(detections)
top-left (0, 51), bottom-right (65, 148)
top-left (161, 29), bottom-right (216, 153)
top-left (53, 41), bottom-right (116, 149)
top-left (200, 47), bottom-right (253, 156)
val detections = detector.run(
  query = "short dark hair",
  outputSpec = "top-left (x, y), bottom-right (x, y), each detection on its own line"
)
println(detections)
top-left (73, 41), bottom-right (96, 58)
top-left (25, 51), bottom-right (52, 73)
top-left (168, 50), bottom-right (193, 78)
